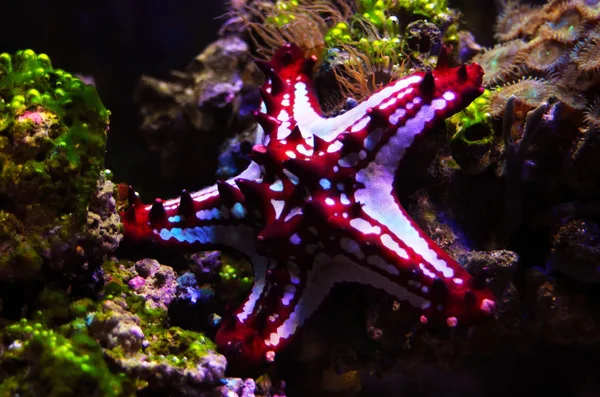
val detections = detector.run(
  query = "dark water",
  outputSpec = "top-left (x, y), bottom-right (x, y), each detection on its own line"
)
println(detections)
top-left (0, 0), bottom-right (225, 198)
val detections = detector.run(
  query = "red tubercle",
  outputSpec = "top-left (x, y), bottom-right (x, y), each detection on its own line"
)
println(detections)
top-left (267, 43), bottom-right (319, 82)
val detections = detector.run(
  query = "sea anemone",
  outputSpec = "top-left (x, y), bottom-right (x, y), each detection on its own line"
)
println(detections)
top-left (489, 77), bottom-right (550, 117)
top-left (231, 0), bottom-right (352, 59)
top-left (559, 62), bottom-right (600, 92)
top-left (579, 0), bottom-right (600, 19)
top-left (329, 42), bottom-right (408, 105)
top-left (473, 40), bottom-right (526, 86)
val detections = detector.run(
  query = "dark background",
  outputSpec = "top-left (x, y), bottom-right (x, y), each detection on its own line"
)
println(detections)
top-left (0, 0), bottom-right (514, 195)
top-left (1, 0), bottom-right (226, 193)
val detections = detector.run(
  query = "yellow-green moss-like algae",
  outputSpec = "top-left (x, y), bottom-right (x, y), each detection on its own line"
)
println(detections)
top-left (0, 49), bottom-right (109, 281)
top-left (1, 319), bottom-right (131, 397)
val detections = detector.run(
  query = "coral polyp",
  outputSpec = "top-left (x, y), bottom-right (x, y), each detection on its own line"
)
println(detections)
top-left (572, 33), bottom-right (600, 74)
top-left (473, 40), bottom-right (525, 86)
top-left (494, 3), bottom-right (543, 42)
top-left (489, 78), bottom-right (550, 118)
top-left (549, 82), bottom-right (587, 110)
top-left (518, 37), bottom-right (569, 73)
top-left (583, 97), bottom-right (600, 129)
top-left (559, 62), bottom-right (600, 91)
top-left (538, 1), bottom-right (588, 42)
top-left (480, 0), bottom-right (600, 131)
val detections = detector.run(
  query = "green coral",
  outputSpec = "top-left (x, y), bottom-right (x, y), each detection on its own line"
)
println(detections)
top-left (322, 0), bottom-right (461, 90)
top-left (447, 89), bottom-right (498, 174)
top-left (100, 259), bottom-right (168, 324)
top-left (0, 257), bottom-right (220, 396)
top-left (324, 1), bottom-right (403, 61)
top-left (357, 0), bottom-right (395, 29)
top-left (395, 0), bottom-right (454, 26)
top-left (0, 49), bottom-right (110, 281)
top-left (266, 0), bottom-right (300, 26)
top-left (97, 259), bottom-right (216, 365)
top-left (447, 89), bottom-right (493, 145)
top-left (325, 0), bottom-right (458, 48)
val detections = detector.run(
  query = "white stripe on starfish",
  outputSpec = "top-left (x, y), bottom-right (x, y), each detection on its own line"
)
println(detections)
top-left (302, 74), bottom-right (424, 141)
top-left (264, 252), bottom-right (430, 347)
top-left (354, 103), bottom-right (456, 279)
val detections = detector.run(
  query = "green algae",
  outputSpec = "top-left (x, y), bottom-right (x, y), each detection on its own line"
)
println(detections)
top-left (2, 319), bottom-right (132, 397)
top-left (0, 49), bottom-right (109, 281)
top-left (145, 326), bottom-right (216, 370)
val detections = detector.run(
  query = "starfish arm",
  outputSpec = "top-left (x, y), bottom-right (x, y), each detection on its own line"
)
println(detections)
top-left (328, 196), bottom-right (496, 326)
top-left (307, 72), bottom-right (425, 141)
top-left (256, 44), bottom-right (325, 144)
top-left (215, 254), bottom-right (315, 368)
top-left (120, 162), bottom-right (262, 257)
top-left (213, 217), bottom-right (362, 368)
top-left (329, 68), bottom-right (483, 174)
top-left (215, 192), bottom-right (494, 369)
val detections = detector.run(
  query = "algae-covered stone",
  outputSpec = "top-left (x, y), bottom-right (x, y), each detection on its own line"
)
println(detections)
top-left (446, 89), bottom-right (502, 174)
top-left (91, 260), bottom-right (227, 393)
top-left (0, 49), bottom-right (110, 281)
top-left (1, 319), bottom-right (132, 397)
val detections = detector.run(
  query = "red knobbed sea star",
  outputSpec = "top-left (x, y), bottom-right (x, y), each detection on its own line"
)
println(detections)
top-left (121, 43), bottom-right (496, 369)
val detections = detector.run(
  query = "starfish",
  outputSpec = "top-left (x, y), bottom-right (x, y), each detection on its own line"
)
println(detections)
top-left (121, 44), bottom-right (496, 369)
